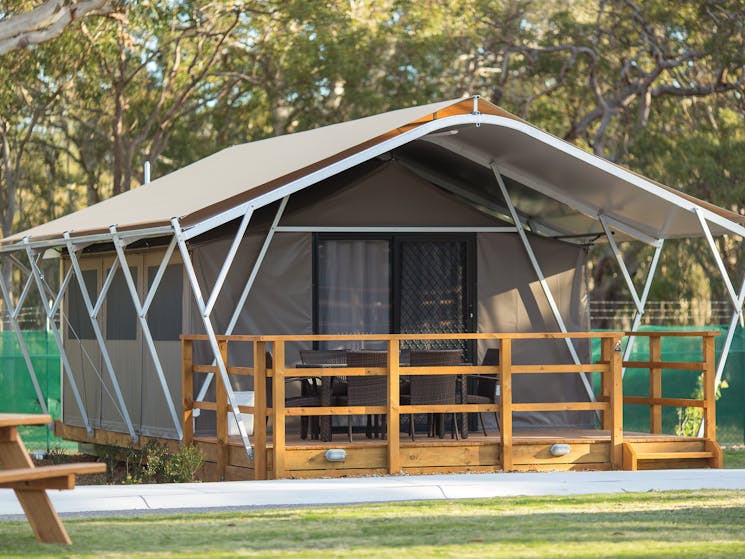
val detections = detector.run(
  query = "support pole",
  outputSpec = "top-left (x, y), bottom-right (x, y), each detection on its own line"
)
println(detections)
top-left (694, 208), bottom-right (745, 438)
top-left (22, 239), bottom-right (92, 435)
top-left (0, 259), bottom-right (50, 418)
top-left (64, 232), bottom-right (138, 443)
top-left (109, 227), bottom-right (182, 439)
top-left (599, 216), bottom-right (664, 373)
top-left (194, 196), bottom-right (289, 409)
top-left (171, 218), bottom-right (254, 461)
top-left (491, 164), bottom-right (596, 405)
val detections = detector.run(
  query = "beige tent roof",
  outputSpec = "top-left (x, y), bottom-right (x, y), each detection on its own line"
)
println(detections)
top-left (3, 96), bottom-right (742, 246)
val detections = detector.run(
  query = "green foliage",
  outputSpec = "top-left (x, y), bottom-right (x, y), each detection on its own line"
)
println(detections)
top-left (676, 374), bottom-right (729, 437)
top-left (98, 440), bottom-right (204, 484)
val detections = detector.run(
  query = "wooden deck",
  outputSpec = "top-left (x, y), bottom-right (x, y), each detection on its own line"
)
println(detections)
top-left (186, 428), bottom-right (719, 480)
top-left (57, 330), bottom-right (723, 481)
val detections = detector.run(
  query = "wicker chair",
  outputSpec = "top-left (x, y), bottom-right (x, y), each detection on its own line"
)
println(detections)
top-left (464, 348), bottom-right (501, 437)
top-left (342, 350), bottom-right (388, 441)
top-left (404, 349), bottom-right (462, 440)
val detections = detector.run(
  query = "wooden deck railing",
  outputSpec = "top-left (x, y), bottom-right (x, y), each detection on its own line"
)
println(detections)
top-left (620, 331), bottom-right (718, 439)
top-left (181, 332), bottom-right (639, 479)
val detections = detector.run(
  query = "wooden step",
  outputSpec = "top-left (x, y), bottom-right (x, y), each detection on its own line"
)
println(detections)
top-left (622, 441), bottom-right (722, 471)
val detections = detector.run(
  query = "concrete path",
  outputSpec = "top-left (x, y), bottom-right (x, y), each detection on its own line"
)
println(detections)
top-left (1, 469), bottom-right (744, 518)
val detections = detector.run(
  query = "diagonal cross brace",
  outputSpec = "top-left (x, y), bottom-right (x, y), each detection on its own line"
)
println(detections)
top-left (0, 256), bottom-right (50, 419)
top-left (491, 164), bottom-right (598, 408)
top-left (64, 232), bottom-right (138, 443)
top-left (171, 217), bottom-right (254, 461)
top-left (22, 239), bottom-right (93, 435)
top-left (109, 227), bottom-right (183, 439)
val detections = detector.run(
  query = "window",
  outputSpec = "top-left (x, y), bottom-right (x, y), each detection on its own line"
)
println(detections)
top-left (67, 269), bottom-right (97, 340)
top-left (106, 267), bottom-right (138, 340)
top-left (146, 264), bottom-right (183, 341)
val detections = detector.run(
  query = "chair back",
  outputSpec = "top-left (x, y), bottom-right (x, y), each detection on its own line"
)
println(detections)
top-left (346, 350), bottom-right (387, 368)
top-left (408, 350), bottom-right (460, 405)
top-left (300, 349), bottom-right (347, 365)
top-left (346, 351), bottom-right (388, 406)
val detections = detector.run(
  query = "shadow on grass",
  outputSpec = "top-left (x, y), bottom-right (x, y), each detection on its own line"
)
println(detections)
top-left (2, 491), bottom-right (745, 558)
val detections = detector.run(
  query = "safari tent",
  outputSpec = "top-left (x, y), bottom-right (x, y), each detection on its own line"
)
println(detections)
top-left (2, 97), bottom-right (742, 478)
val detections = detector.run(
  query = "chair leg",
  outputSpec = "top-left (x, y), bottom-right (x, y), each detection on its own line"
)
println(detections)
top-left (438, 414), bottom-right (445, 439)
top-left (451, 413), bottom-right (460, 440)
top-left (365, 415), bottom-right (373, 439)
top-left (348, 417), bottom-right (353, 442)
top-left (409, 414), bottom-right (415, 441)
top-left (300, 416), bottom-right (309, 440)
top-left (494, 412), bottom-right (500, 434)
top-left (479, 413), bottom-right (488, 437)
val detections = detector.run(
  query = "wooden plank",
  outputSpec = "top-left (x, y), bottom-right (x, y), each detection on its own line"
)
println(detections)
top-left (272, 341), bottom-right (286, 479)
top-left (511, 463), bottom-right (610, 472)
top-left (624, 331), bottom-right (718, 338)
top-left (215, 339), bottom-right (228, 481)
top-left (182, 338), bottom-right (194, 446)
top-left (289, 404), bottom-right (499, 416)
top-left (511, 443), bottom-right (609, 465)
top-left (500, 338), bottom-right (513, 471)
top-left (184, 332), bottom-right (628, 343)
top-left (286, 446), bottom-right (388, 471)
top-left (401, 444), bottom-right (500, 468)
top-left (706, 439), bottom-right (723, 468)
top-left (387, 339), bottom-right (401, 474)
top-left (649, 335), bottom-right (662, 434)
top-left (600, 337), bottom-right (612, 430)
top-left (636, 451), bottom-right (714, 460)
top-left (624, 397), bottom-right (705, 407)
top-left (252, 341), bottom-right (268, 480)
top-left (511, 402), bottom-right (607, 412)
top-left (609, 337), bottom-right (624, 469)
top-left (0, 463), bottom-right (106, 485)
top-left (622, 442), bottom-right (637, 471)
top-left (629, 440), bottom-right (706, 453)
top-left (703, 336), bottom-right (717, 441)
top-left (511, 364), bottom-right (609, 373)
top-left (0, 414), bottom-right (51, 428)
top-left (623, 360), bottom-right (704, 370)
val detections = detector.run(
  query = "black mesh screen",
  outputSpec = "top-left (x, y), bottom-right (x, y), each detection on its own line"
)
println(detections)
top-left (67, 269), bottom-right (97, 340)
top-left (399, 241), bottom-right (466, 355)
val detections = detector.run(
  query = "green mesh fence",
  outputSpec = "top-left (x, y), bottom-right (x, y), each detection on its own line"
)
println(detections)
top-left (592, 326), bottom-right (745, 446)
top-left (0, 330), bottom-right (75, 451)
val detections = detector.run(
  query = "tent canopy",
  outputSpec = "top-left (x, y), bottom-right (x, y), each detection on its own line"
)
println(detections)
top-left (3, 96), bottom-right (742, 249)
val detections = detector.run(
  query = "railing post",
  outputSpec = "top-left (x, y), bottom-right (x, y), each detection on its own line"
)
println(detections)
top-left (387, 338), bottom-right (401, 474)
top-left (216, 339), bottom-right (228, 481)
top-left (649, 335), bottom-right (662, 434)
top-left (272, 341), bottom-right (286, 479)
top-left (499, 338), bottom-right (513, 471)
top-left (608, 334), bottom-right (624, 469)
top-left (600, 336), bottom-right (612, 430)
top-left (181, 337), bottom-right (194, 446)
top-left (253, 341), bottom-right (268, 480)
top-left (702, 334), bottom-right (717, 441)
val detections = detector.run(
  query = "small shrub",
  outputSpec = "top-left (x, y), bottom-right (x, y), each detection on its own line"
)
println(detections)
top-left (676, 374), bottom-right (728, 436)
top-left (111, 441), bottom-right (204, 484)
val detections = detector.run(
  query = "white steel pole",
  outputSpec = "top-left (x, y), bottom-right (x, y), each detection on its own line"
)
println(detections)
top-left (109, 226), bottom-right (183, 439)
top-left (64, 233), bottom-right (138, 442)
top-left (0, 260), bottom-right (50, 418)
top-left (492, 164), bottom-right (597, 405)
top-left (194, 196), bottom-right (289, 409)
top-left (23, 239), bottom-right (93, 434)
top-left (171, 217), bottom-right (254, 461)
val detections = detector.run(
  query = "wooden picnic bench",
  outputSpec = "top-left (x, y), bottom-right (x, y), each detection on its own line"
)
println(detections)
top-left (0, 413), bottom-right (106, 544)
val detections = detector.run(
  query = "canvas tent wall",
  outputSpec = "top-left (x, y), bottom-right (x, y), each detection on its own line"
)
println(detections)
top-left (58, 158), bottom-right (590, 439)
top-left (2, 96), bottom-right (743, 459)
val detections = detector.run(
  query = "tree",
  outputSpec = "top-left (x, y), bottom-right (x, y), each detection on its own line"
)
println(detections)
top-left (0, 0), bottom-right (114, 55)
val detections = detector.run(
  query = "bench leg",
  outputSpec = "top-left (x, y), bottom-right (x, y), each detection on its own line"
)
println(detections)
top-left (16, 489), bottom-right (71, 544)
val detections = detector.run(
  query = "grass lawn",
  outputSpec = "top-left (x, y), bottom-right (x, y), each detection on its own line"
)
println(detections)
top-left (1, 490), bottom-right (744, 558)
top-left (724, 448), bottom-right (745, 468)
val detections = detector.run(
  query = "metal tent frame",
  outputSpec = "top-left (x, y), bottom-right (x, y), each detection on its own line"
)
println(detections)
top-left (2, 106), bottom-right (743, 462)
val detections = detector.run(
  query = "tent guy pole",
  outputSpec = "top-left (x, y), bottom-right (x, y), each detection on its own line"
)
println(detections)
top-left (694, 208), bottom-right (745, 437)
top-left (194, 196), bottom-right (289, 413)
top-left (109, 226), bottom-right (183, 439)
top-left (171, 217), bottom-right (254, 461)
top-left (22, 238), bottom-right (93, 435)
top-left (599, 216), bottom-right (665, 375)
top-left (64, 232), bottom-right (138, 443)
top-left (491, 164), bottom-right (598, 408)
top-left (0, 256), bottom-right (50, 419)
